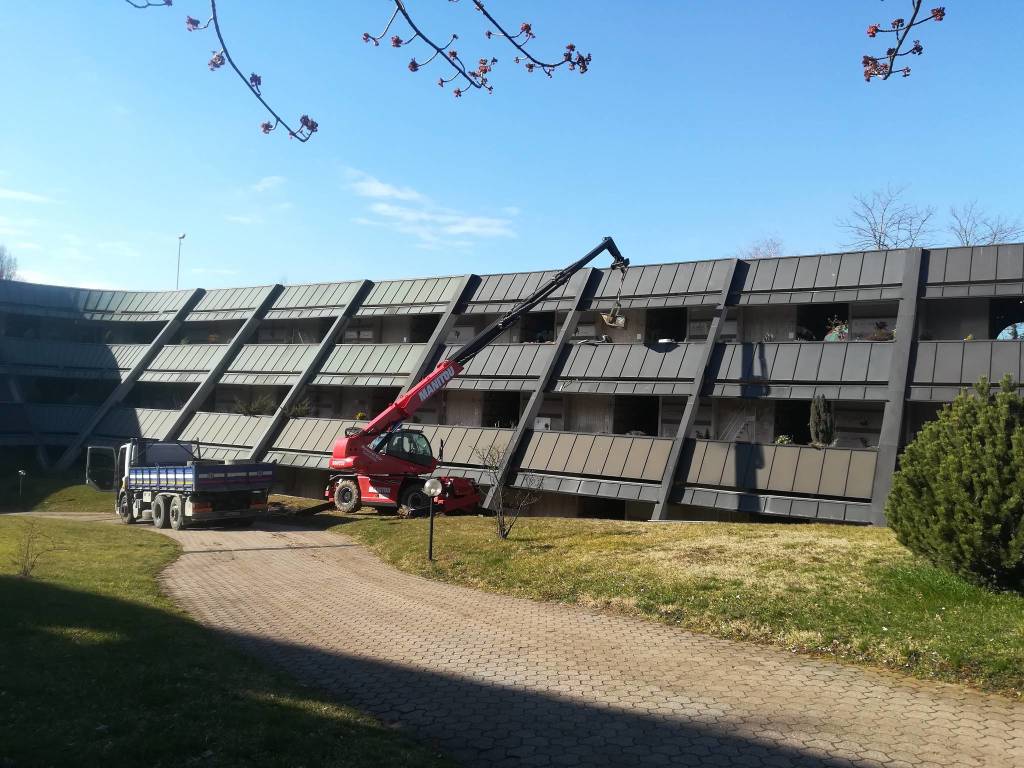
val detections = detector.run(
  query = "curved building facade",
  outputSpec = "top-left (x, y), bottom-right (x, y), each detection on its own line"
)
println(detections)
top-left (3, 243), bottom-right (1023, 525)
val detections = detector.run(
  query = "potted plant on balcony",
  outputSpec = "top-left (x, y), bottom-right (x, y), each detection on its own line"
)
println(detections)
top-left (824, 317), bottom-right (849, 342)
top-left (809, 394), bottom-right (835, 448)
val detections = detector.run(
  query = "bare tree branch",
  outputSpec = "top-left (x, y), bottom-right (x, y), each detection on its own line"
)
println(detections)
top-left (736, 237), bottom-right (784, 260)
top-left (474, 445), bottom-right (540, 540)
top-left (863, 2), bottom-right (946, 82)
top-left (0, 245), bottom-right (18, 281)
top-left (837, 186), bottom-right (935, 250)
top-left (948, 202), bottom-right (1024, 246)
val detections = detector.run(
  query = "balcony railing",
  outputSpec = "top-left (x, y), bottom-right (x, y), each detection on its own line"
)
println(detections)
top-left (685, 439), bottom-right (876, 500)
top-left (518, 430), bottom-right (673, 484)
top-left (554, 342), bottom-right (701, 395)
top-left (0, 338), bottom-right (146, 379)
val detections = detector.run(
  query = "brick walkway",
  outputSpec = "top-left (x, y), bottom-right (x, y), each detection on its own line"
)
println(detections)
top-left (157, 521), bottom-right (1024, 768)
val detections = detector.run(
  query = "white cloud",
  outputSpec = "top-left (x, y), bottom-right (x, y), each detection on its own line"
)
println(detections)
top-left (251, 176), bottom-right (285, 193)
top-left (0, 187), bottom-right (53, 204)
top-left (97, 241), bottom-right (141, 260)
top-left (345, 169), bottom-right (424, 202)
top-left (501, 206), bottom-right (521, 217)
top-left (12, 242), bottom-right (41, 251)
top-left (348, 169), bottom-right (516, 249)
top-left (225, 214), bottom-right (260, 225)
top-left (190, 267), bottom-right (239, 276)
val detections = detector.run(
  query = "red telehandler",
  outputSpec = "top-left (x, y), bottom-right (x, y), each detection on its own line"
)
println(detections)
top-left (325, 237), bottom-right (629, 516)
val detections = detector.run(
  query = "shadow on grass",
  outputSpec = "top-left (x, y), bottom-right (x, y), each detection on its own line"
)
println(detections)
top-left (3, 574), bottom-right (860, 768)
top-left (0, 575), bottom-right (449, 768)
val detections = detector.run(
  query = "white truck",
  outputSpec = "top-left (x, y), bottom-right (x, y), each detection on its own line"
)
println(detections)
top-left (86, 438), bottom-right (275, 530)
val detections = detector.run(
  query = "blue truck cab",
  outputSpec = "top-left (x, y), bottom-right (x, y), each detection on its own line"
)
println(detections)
top-left (86, 438), bottom-right (275, 530)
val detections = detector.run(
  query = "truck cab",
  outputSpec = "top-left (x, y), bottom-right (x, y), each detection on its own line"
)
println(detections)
top-left (86, 439), bottom-right (275, 530)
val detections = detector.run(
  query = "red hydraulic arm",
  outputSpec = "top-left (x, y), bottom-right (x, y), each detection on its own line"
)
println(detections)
top-left (329, 237), bottom-right (628, 472)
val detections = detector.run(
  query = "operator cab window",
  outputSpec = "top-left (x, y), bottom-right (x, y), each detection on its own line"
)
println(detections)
top-left (376, 431), bottom-right (434, 467)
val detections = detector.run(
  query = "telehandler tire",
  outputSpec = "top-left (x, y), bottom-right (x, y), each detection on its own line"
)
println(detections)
top-left (333, 479), bottom-right (361, 514)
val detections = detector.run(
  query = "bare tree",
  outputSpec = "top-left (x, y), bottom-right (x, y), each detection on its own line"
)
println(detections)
top-left (127, 0), bottom-right (590, 142)
top-left (11, 520), bottom-right (63, 579)
top-left (0, 245), bottom-right (18, 281)
top-left (863, 2), bottom-right (946, 81)
top-left (737, 237), bottom-right (784, 260)
top-left (838, 186), bottom-right (935, 251)
top-left (474, 445), bottom-right (541, 539)
top-left (948, 202), bottom-right (1024, 246)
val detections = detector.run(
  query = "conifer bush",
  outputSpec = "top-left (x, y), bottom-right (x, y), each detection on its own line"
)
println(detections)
top-left (887, 376), bottom-right (1024, 589)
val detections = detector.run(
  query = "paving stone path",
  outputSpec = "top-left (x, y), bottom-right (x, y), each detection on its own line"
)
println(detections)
top-left (158, 521), bottom-right (1024, 768)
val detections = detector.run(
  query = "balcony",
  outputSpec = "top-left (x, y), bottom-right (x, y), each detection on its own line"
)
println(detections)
top-left (683, 439), bottom-right (875, 501)
top-left (554, 342), bottom-right (702, 395)
top-left (311, 343), bottom-right (424, 388)
top-left (139, 344), bottom-right (227, 383)
top-left (0, 338), bottom-right (146, 380)
top-left (441, 343), bottom-right (554, 391)
top-left (513, 431), bottom-right (673, 502)
top-left (911, 340), bottom-right (1024, 400)
top-left (710, 341), bottom-right (893, 400)
top-left (220, 343), bottom-right (319, 386)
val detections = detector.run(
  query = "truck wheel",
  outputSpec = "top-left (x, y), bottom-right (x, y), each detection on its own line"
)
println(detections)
top-left (398, 484), bottom-right (429, 519)
top-left (333, 479), bottom-right (361, 513)
top-left (118, 494), bottom-right (135, 525)
top-left (169, 496), bottom-right (187, 531)
top-left (152, 496), bottom-right (170, 529)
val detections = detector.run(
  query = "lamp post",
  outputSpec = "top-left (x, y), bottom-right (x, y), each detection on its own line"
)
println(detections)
top-left (176, 233), bottom-right (186, 290)
top-left (18, 469), bottom-right (26, 511)
top-left (423, 478), bottom-right (444, 561)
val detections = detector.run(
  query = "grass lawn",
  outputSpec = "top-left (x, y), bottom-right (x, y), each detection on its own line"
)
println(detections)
top-left (0, 516), bottom-right (451, 767)
top-left (338, 514), bottom-right (1024, 698)
top-left (0, 468), bottom-right (113, 515)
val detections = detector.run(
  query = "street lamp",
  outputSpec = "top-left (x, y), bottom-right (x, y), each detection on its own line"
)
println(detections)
top-left (423, 478), bottom-right (444, 561)
top-left (176, 233), bottom-right (186, 290)
top-left (18, 469), bottom-right (26, 510)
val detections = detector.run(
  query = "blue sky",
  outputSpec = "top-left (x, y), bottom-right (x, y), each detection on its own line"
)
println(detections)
top-left (1, 1), bottom-right (1022, 290)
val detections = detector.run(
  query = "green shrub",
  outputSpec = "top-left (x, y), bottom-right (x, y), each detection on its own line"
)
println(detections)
top-left (887, 375), bottom-right (1024, 589)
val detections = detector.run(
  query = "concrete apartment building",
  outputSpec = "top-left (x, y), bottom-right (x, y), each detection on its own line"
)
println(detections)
top-left (2, 243), bottom-right (1023, 525)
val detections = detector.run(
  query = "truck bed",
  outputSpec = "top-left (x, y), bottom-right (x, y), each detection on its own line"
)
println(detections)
top-left (127, 462), bottom-right (275, 494)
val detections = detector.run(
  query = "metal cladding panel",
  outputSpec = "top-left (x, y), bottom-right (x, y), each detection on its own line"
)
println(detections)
top-left (187, 286), bottom-right (271, 320)
top-left (793, 344), bottom-right (823, 380)
top-left (971, 246), bottom-right (998, 282)
top-left (766, 446), bottom-right (799, 493)
top-left (814, 344), bottom-right (845, 381)
top-left (838, 344), bottom-right (869, 381)
top-left (819, 449), bottom-right (852, 497)
top-left (180, 411), bottom-right (270, 448)
top-left (793, 257), bottom-right (819, 290)
top-left (944, 248), bottom-right (972, 283)
top-left (845, 451), bottom-right (876, 499)
top-left (962, 343), bottom-right (993, 384)
top-left (0, 339), bottom-right (146, 375)
top-left (94, 407), bottom-right (178, 439)
top-left (770, 344), bottom-right (799, 380)
top-left (836, 252), bottom-right (864, 286)
top-left (557, 343), bottom-right (699, 383)
top-left (792, 448), bottom-right (826, 495)
top-left (859, 251), bottom-right (886, 285)
top-left (750, 259), bottom-right (777, 292)
top-left (563, 434), bottom-right (596, 475)
top-left (147, 344), bottom-right (227, 372)
top-left (582, 435), bottom-right (615, 475)
top-left (912, 342), bottom-right (937, 384)
top-left (0, 282), bottom-right (188, 321)
top-left (317, 344), bottom-right (423, 376)
top-left (996, 244), bottom-right (1024, 280)
top-left (669, 263), bottom-right (697, 294)
top-left (933, 342), bottom-right (965, 383)
top-left (642, 439), bottom-right (672, 481)
top-left (268, 281), bottom-right (360, 318)
top-left (770, 258), bottom-right (798, 290)
top-left (227, 344), bottom-right (318, 374)
top-left (991, 342), bottom-right (1022, 382)
top-left (696, 441), bottom-right (728, 486)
